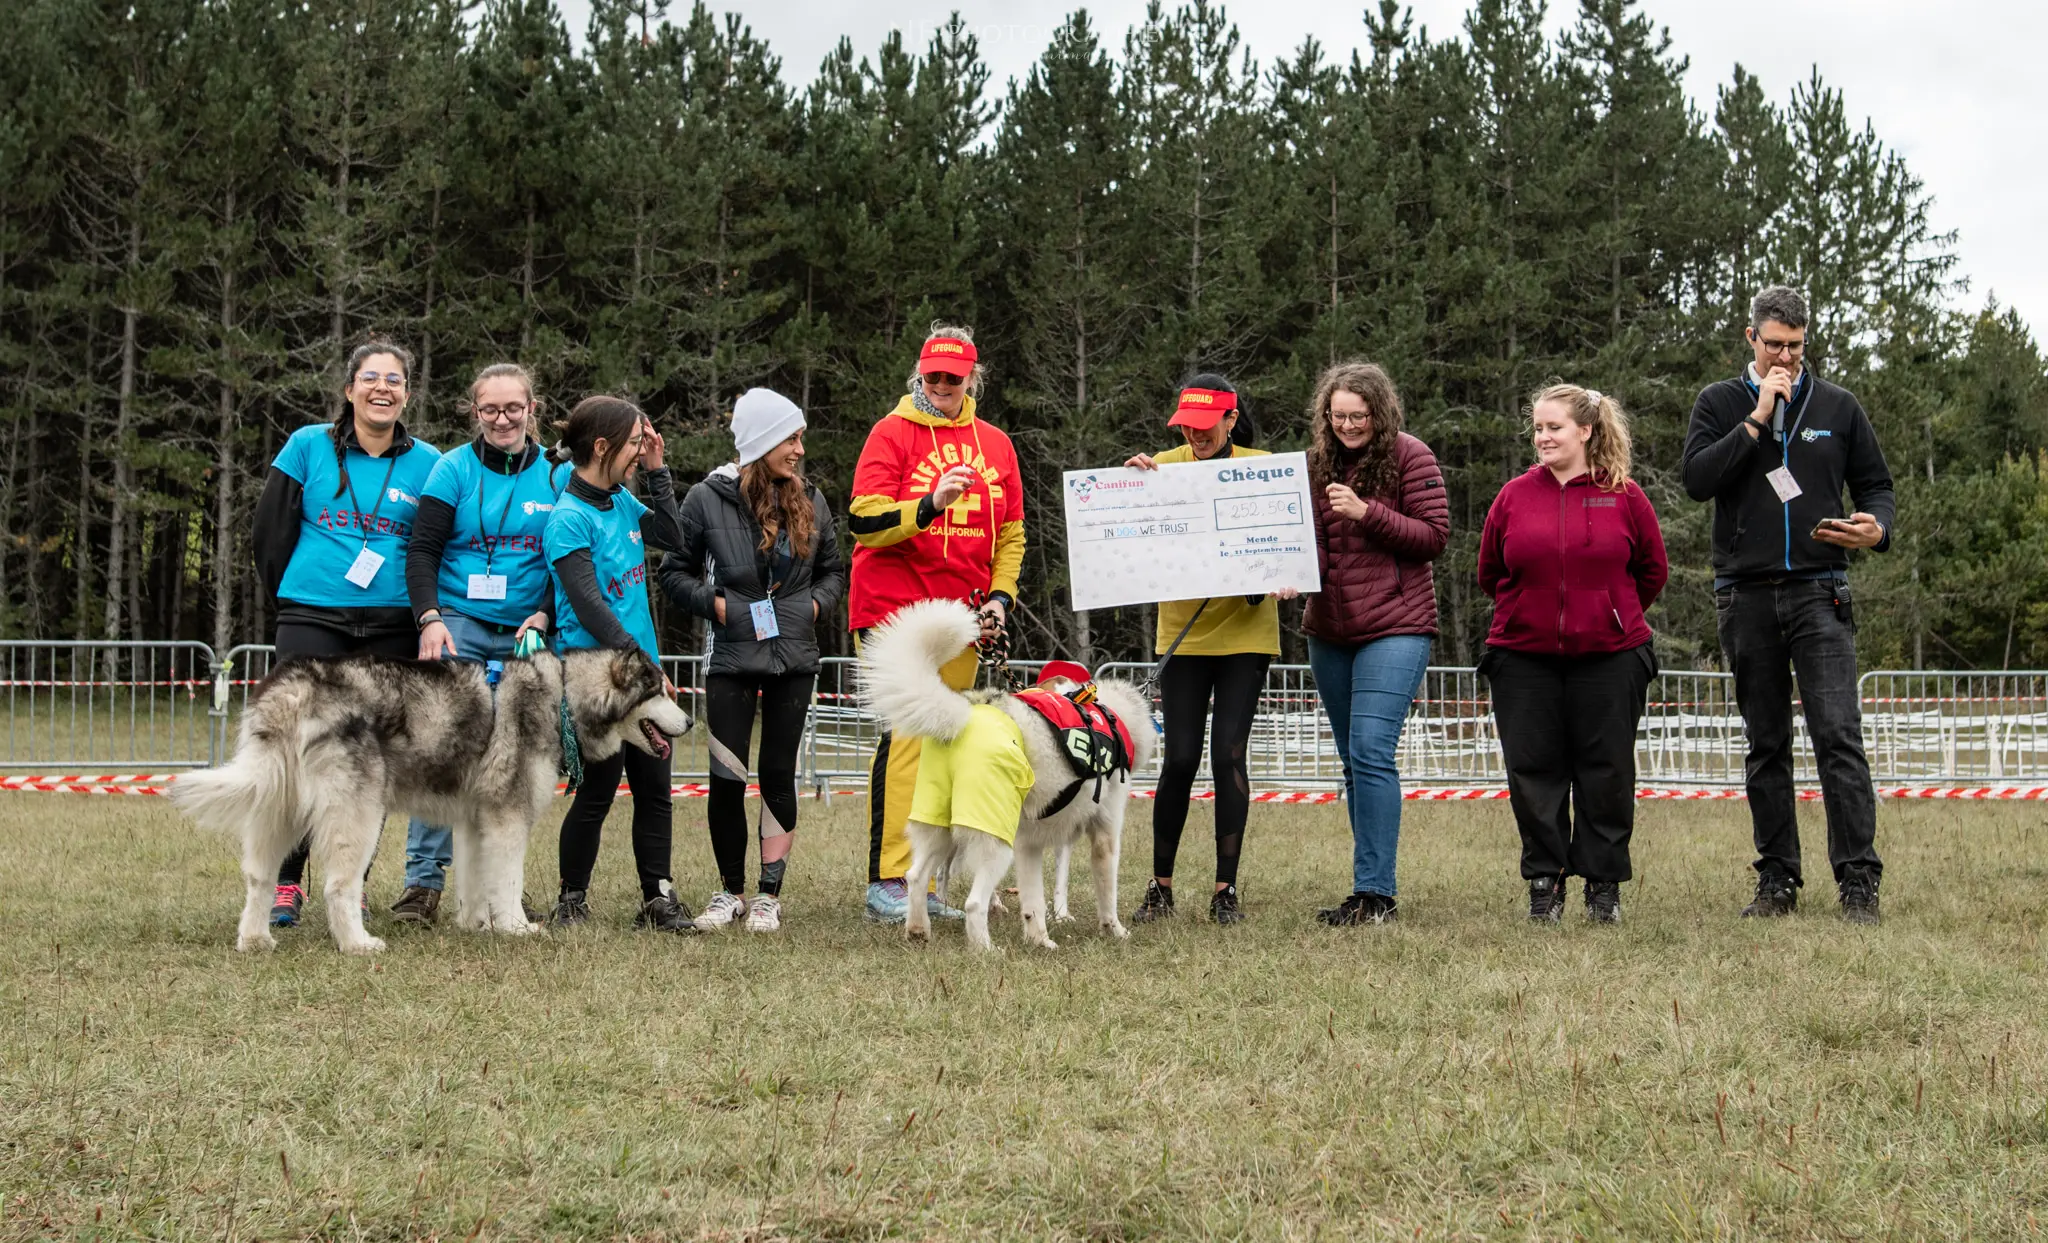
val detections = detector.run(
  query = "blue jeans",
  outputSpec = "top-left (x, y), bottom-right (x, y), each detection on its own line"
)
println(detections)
top-left (1308, 634), bottom-right (1432, 897)
top-left (405, 610), bottom-right (526, 891)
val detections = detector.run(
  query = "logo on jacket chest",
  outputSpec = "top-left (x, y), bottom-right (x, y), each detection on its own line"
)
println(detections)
top-left (1583, 496), bottom-right (1618, 508)
top-left (1799, 427), bottom-right (1833, 442)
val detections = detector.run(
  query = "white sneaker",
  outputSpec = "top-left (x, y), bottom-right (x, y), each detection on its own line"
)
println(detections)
top-left (744, 894), bottom-right (782, 932)
top-left (696, 891), bottom-right (747, 930)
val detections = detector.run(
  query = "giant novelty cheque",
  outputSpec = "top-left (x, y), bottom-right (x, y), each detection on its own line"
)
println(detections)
top-left (1062, 452), bottom-right (1321, 612)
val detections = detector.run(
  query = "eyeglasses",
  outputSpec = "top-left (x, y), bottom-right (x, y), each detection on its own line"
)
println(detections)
top-left (475, 403), bottom-right (528, 422)
top-left (1327, 410), bottom-right (1372, 427)
top-left (922, 371), bottom-right (966, 387)
top-left (1755, 336), bottom-right (1806, 357)
top-left (356, 370), bottom-right (408, 388)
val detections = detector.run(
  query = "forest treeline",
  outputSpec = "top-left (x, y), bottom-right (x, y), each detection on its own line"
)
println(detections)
top-left (4, 0), bottom-right (2046, 669)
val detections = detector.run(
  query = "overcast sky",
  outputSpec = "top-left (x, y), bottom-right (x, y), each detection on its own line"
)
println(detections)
top-left (556, 0), bottom-right (2047, 337)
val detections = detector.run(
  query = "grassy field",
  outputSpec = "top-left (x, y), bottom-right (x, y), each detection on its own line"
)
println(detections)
top-left (2, 792), bottom-right (2045, 1241)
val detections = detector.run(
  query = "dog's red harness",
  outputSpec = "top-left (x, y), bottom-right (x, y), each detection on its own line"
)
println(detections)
top-left (1014, 687), bottom-right (1137, 818)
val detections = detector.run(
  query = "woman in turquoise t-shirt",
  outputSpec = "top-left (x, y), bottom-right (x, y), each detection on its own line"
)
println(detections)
top-left (390, 362), bottom-right (567, 924)
top-left (250, 339), bottom-right (441, 931)
top-left (543, 395), bottom-right (695, 933)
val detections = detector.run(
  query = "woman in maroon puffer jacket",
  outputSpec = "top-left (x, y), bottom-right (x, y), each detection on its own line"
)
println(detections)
top-left (1478, 383), bottom-right (1667, 926)
top-left (1302, 362), bottom-right (1450, 926)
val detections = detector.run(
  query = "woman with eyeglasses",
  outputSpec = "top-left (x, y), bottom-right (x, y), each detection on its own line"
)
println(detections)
top-left (1120, 375), bottom-right (1293, 927)
top-left (390, 362), bottom-right (567, 925)
top-left (1301, 362), bottom-right (1448, 927)
top-left (846, 323), bottom-right (1025, 925)
top-left (251, 340), bottom-right (442, 933)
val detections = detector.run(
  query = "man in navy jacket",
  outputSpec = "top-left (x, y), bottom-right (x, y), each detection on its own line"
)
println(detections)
top-left (1682, 285), bottom-right (1895, 924)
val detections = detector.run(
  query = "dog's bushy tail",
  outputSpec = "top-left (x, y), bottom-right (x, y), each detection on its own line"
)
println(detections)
top-left (859, 599), bottom-right (981, 742)
top-left (168, 721), bottom-right (298, 841)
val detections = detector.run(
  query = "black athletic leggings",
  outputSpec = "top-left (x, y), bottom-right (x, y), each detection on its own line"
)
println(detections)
top-left (272, 621), bottom-right (417, 888)
top-left (556, 742), bottom-right (674, 902)
top-left (1153, 652), bottom-right (1271, 886)
top-left (705, 672), bottom-right (813, 896)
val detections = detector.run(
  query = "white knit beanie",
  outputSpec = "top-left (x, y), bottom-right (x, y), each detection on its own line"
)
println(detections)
top-left (731, 388), bottom-right (806, 467)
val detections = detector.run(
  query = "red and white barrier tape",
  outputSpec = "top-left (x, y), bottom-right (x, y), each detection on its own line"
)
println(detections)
top-left (5, 775), bottom-right (2047, 801)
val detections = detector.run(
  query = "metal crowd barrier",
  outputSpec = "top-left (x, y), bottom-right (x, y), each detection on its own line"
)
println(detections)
top-left (1, 640), bottom-right (2042, 792)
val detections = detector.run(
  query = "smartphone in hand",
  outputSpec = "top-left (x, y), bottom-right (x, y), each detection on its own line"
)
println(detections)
top-left (1810, 517), bottom-right (1856, 539)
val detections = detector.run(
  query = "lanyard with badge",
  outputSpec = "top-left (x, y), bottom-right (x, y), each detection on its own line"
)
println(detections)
top-left (342, 453), bottom-right (402, 589)
top-left (748, 531), bottom-right (788, 641)
top-left (466, 454), bottom-right (522, 602)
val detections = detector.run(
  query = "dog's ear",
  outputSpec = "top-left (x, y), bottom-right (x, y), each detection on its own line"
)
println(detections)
top-left (611, 652), bottom-right (639, 693)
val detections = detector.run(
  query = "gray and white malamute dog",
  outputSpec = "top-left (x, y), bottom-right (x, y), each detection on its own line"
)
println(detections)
top-left (171, 649), bottom-right (691, 955)
top-left (859, 599), bottom-right (1156, 951)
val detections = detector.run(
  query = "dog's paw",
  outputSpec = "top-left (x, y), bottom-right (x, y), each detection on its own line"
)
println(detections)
top-left (1103, 920), bottom-right (1130, 940)
top-left (236, 931), bottom-right (277, 953)
top-left (904, 924), bottom-right (930, 944)
top-left (1052, 909), bottom-right (1076, 924)
top-left (339, 935), bottom-right (387, 956)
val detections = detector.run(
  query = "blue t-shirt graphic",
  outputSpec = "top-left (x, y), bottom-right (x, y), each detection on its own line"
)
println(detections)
top-left (421, 445), bottom-right (569, 626)
top-left (274, 423), bottom-right (441, 609)
top-left (545, 487), bottom-right (660, 658)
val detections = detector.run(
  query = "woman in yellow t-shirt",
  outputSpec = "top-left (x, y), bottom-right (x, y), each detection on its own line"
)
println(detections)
top-left (1121, 375), bottom-right (1295, 926)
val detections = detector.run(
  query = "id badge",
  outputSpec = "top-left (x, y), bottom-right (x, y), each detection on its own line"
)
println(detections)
top-left (749, 598), bottom-right (781, 640)
top-left (1765, 465), bottom-right (1803, 503)
top-left (467, 573), bottom-right (509, 601)
top-left (345, 546), bottom-right (385, 588)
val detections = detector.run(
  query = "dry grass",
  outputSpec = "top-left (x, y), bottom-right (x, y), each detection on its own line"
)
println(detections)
top-left (2, 791), bottom-right (2045, 1241)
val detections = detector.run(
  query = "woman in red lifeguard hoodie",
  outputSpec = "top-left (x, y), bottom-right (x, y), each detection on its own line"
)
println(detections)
top-left (1478, 383), bottom-right (1668, 926)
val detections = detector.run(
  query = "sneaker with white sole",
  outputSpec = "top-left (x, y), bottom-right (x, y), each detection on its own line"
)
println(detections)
top-left (695, 891), bottom-right (747, 930)
top-left (745, 894), bottom-right (782, 932)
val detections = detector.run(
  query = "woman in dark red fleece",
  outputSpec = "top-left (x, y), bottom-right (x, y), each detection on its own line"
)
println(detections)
top-left (1478, 383), bottom-right (1668, 925)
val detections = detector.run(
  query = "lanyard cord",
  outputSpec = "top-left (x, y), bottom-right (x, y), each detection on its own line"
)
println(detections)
top-left (344, 453), bottom-right (402, 549)
top-left (476, 449), bottom-right (523, 574)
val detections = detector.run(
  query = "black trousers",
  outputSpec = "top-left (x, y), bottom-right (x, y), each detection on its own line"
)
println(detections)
top-left (1715, 579), bottom-right (1881, 885)
top-left (1153, 652), bottom-right (1271, 885)
top-left (1483, 644), bottom-right (1655, 882)
top-left (272, 621), bottom-right (417, 888)
top-left (704, 672), bottom-right (813, 896)
top-left (556, 743), bottom-right (675, 902)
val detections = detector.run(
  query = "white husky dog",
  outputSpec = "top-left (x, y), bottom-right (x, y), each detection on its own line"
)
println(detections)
top-left (171, 648), bottom-right (691, 955)
top-left (858, 599), bottom-right (1155, 951)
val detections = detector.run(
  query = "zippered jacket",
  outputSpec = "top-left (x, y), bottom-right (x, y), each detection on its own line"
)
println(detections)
top-left (1301, 432), bottom-right (1449, 646)
top-left (1478, 466), bottom-right (1667, 656)
top-left (1680, 369), bottom-right (1895, 583)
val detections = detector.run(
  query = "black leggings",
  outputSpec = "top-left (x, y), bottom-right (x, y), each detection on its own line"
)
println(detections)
top-left (556, 743), bottom-right (674, 901)
top-left (705, 672), bottom-right (813, 896)
top-left (272, 621), bottom-right (417, 888)
top-left (1152, 652), bottom-right (1271, 885)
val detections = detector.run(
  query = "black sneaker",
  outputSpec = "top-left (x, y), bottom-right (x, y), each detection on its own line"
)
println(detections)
top-left (635, 892), bottom-right (701, 934)
top-left (1528, 875), bottom-right (1565, 923)
top-left (1317, 891), bottom-right (1397, 926)
top-left (1838, 867), bottom-right (1880, 925)
top-left (390, 886), bottom-right (441, 925)
top-left (550, 888), bottom-right (592, 927)
top-left (1210, 885), bottom-right (1245, 925)
top-left (1129, 879), bottom-right (1175, 924)
top-left (1584, 880), bottom-right (1621, 924)
top-left (269, 883), bottom-right (306, 928)
top-left (1741, 871), bottom-right (1798, 918)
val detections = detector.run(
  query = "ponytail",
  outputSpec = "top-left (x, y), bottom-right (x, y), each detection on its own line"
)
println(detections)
top-left (1531, 382), bottom-right (1632, 492)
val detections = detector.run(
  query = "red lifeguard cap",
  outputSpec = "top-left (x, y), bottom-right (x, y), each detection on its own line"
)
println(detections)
top-left (1037, 660), bottom-right (1094, 688)
top-left (1168, 387), bottom-right (1238, 430)
top-left (918, 336), bottom-right (978, 378)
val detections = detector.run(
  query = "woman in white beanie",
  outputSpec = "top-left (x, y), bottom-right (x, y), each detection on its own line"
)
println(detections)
top-left (658, 389), bottom-right (845, 931)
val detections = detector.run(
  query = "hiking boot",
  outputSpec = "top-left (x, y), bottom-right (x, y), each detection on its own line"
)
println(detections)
top-left (1210, 884), bottom-right (1245, 925)
top-left (1741, 871), bottom-right (1798, 919)
top-left (269, 883), bottom-right (305, 927)
top-left (1584, 880), bottom-right (1621, 925)
top-left (635, 892), bottom-right (700, 934)
top-left (390, 886), bottom-right (441, 926)
top-left (1839, 867), bottom-right (1881, 925)
top-left (1528, 875), bottom-right (1565, 924)
top-left (1317, 891), bottom-right (1397, 926)
top-left (695, 891), bottom-right (747, 930)
top-left (865, 879), bottom-right (909, 925)
top-left (744, 894), bottom-right (782, 932)
top-left (1129, 879), bottom-right (1175, 924)
top-left (549, 888), bottom-right (592, 927)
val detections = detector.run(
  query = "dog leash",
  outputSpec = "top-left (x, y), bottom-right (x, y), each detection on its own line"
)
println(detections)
top-left (514, 630), bottom-right (585, 795)
top-left (968, 588), bottom-right (1025, 693)
top-left (1143, 599), bottom-right (1209, 700)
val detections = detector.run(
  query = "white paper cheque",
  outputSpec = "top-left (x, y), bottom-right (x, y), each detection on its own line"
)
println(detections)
top-left (1062, 452), bottom-right (1321, 611)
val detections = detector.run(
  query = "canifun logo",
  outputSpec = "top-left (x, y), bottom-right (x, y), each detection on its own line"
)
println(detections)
top-left (387, 486), bottom-right (420, 506)
top-left (521, 500), bottom-right (554, 516)
top-left (1800, 428), bottom-right (1833, 442)
top-left (1066, 474), bottom-right (1147, 506)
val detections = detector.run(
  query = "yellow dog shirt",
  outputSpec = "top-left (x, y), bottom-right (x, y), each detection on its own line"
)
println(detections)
top-left (908, 702), bottom-right (1037, 845)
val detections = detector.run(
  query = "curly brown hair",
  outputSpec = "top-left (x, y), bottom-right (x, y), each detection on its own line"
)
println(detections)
top-left (739, 459), bottom-right (816, 560)
top-left (1306, 361), bottom-right (1404, 500)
